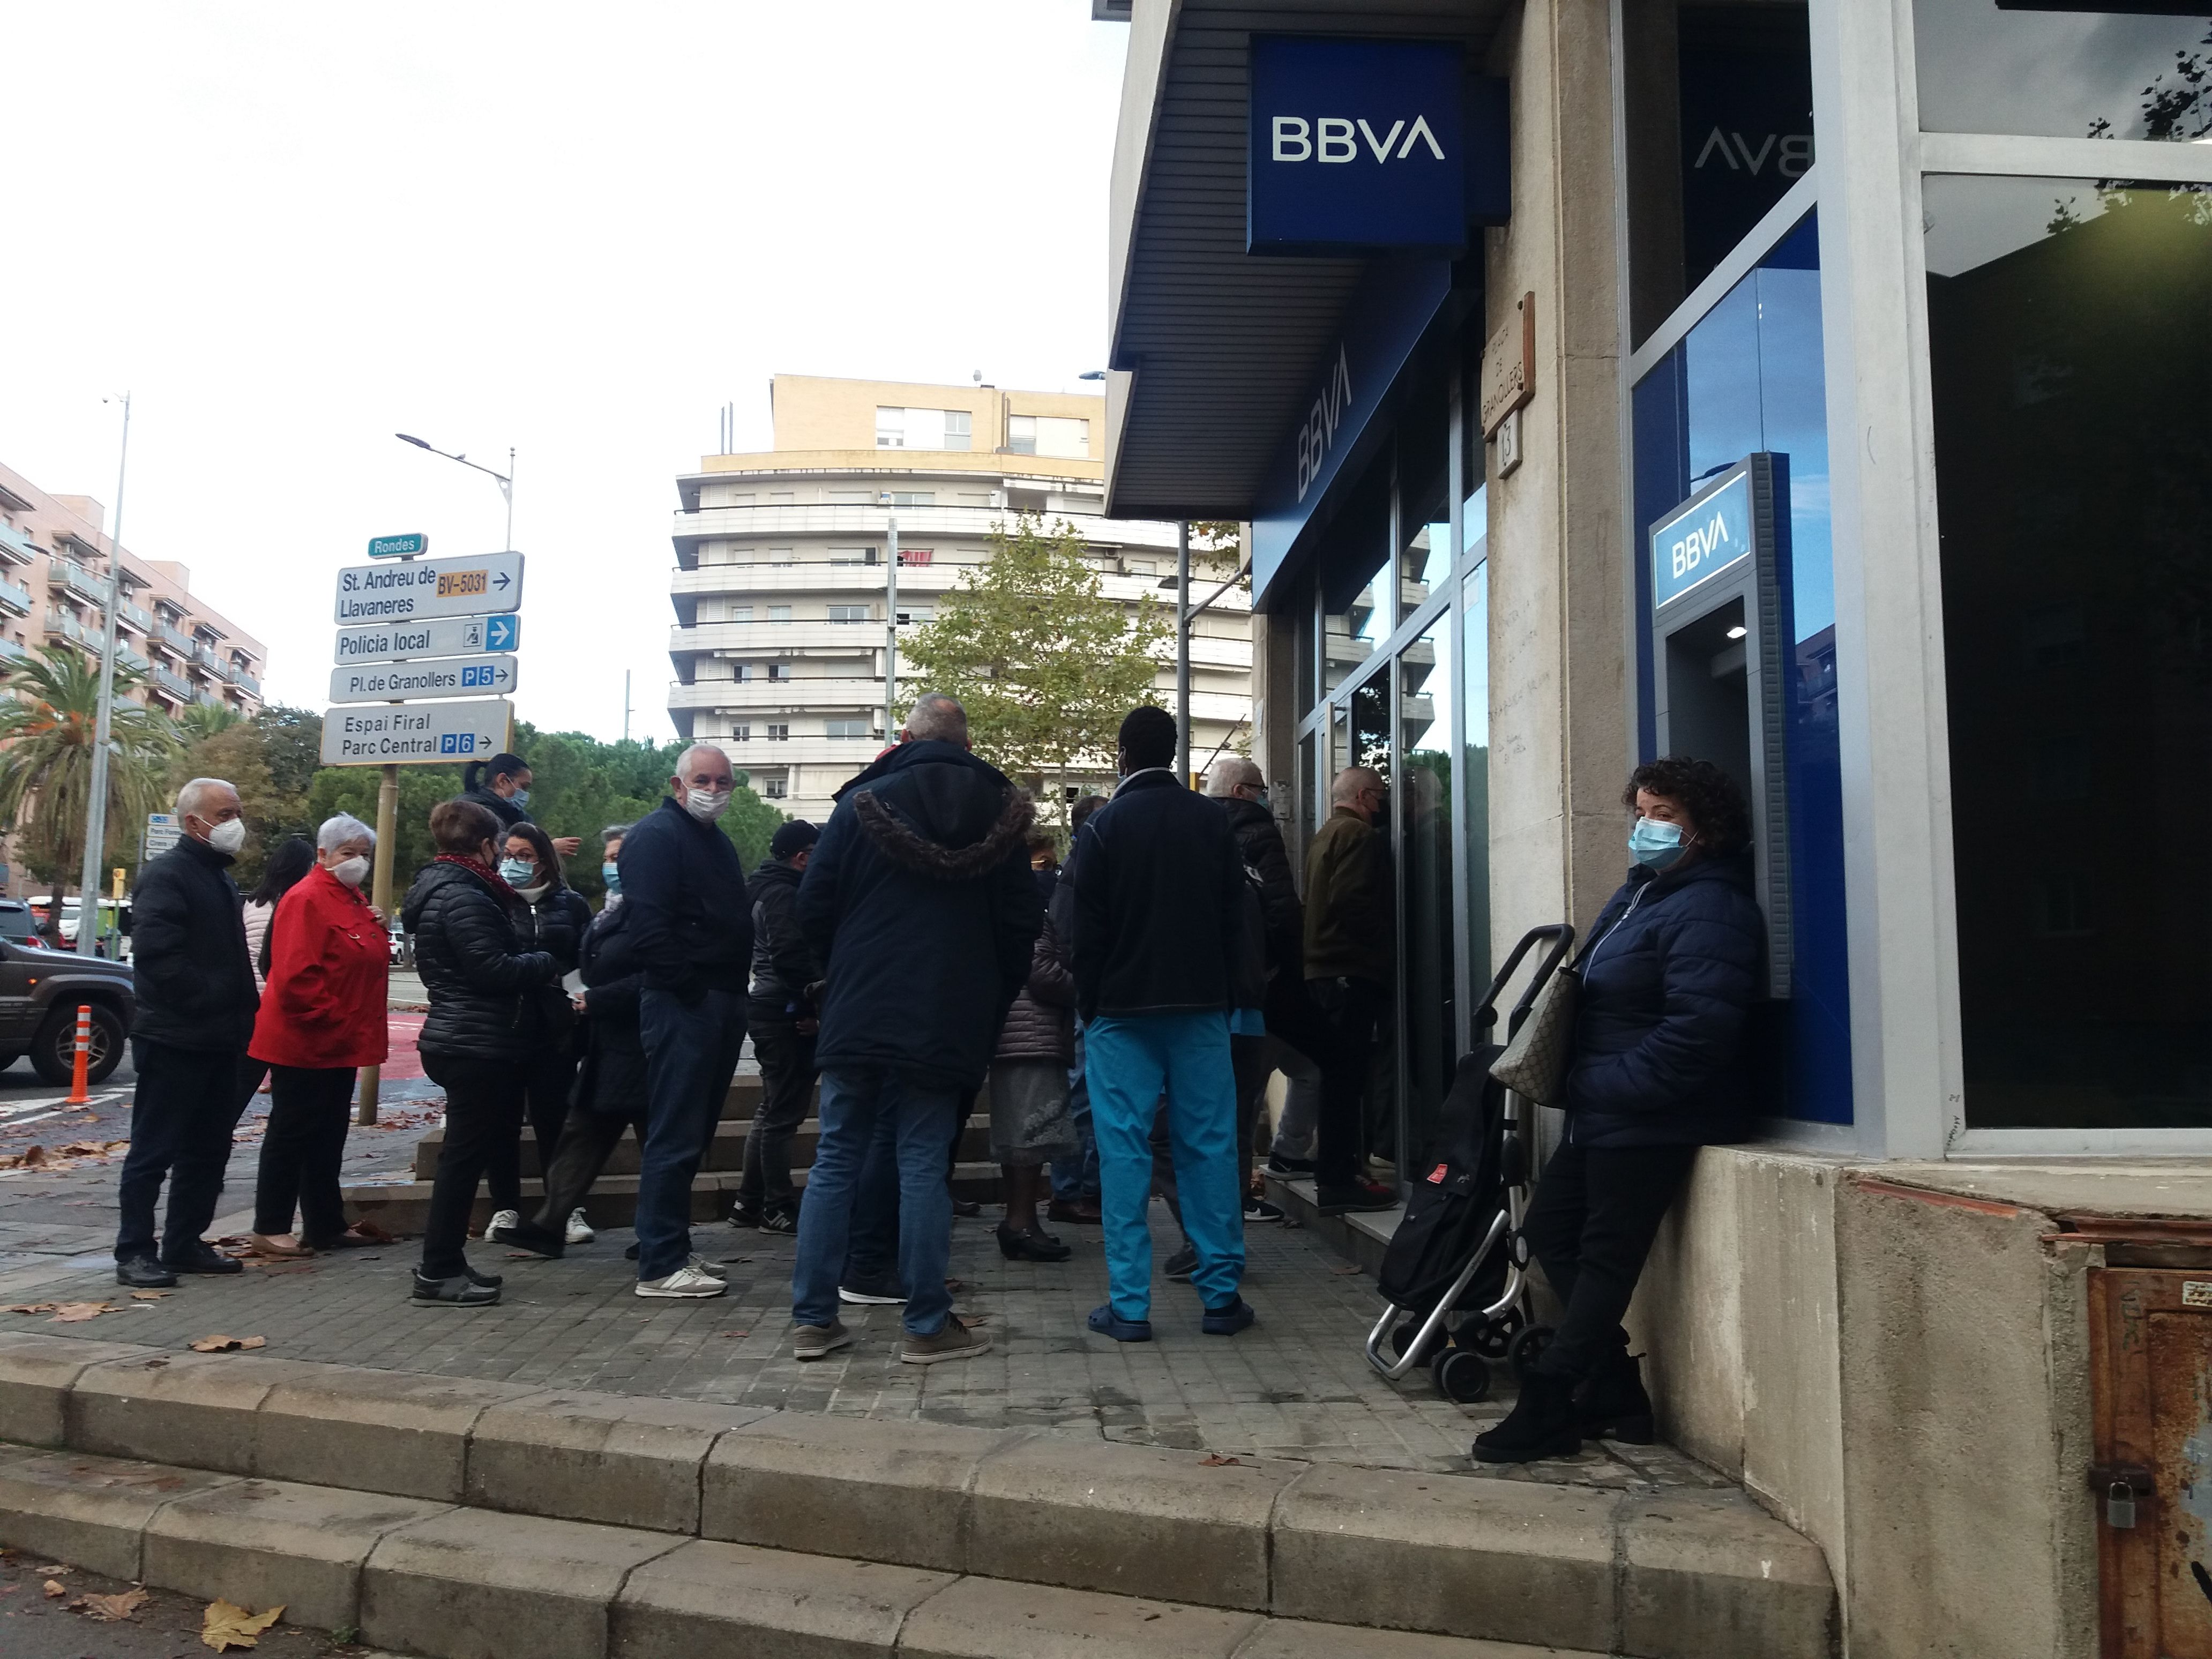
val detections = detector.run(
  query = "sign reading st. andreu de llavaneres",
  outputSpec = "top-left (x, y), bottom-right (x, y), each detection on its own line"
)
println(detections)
top-left (1246, 35), bottom-right (1507, 256)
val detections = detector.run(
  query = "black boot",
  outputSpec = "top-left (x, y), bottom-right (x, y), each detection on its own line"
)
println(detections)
top-left (1575, 1350), bottom-right (1655, 1444)
top-left (1472, 1370), bottom-right (1582, 1464)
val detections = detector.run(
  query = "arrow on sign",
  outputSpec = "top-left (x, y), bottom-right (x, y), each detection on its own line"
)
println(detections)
top-left (484, 615), bottom-right (520, 651)
top-left (494, 572), bottom-right (512, 591)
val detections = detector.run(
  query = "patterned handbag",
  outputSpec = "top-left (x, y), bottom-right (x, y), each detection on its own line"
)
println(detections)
top-left (1488, 963), bottom-right (1580, 1106)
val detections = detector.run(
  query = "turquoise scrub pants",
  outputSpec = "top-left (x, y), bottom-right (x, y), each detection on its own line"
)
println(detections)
top-left (1085, 1011), bottom-right (1245, 1320)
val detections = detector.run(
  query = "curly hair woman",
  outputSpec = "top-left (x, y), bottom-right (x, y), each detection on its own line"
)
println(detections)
top-left (1475, 756), bottom-right (1764, 1464)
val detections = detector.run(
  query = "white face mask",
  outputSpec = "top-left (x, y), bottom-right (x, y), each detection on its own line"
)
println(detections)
top-left (331, 856), bottom-right (369, 888)
top-left (205, 817), bottom-right (248, 856)
top-left (683, 787), bottom-right (731, 824)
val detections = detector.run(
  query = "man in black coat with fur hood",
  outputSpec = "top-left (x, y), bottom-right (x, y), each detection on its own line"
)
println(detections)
top-left (788, 692), bottom-right (1041, 1366)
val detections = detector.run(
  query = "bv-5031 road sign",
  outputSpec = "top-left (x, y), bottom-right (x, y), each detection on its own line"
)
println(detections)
top-left (367, 532), bottom-right (429, 559)
top-left (329, 654), bottom-right (518, 704)
top-left (333, 552), bottom-right (522, 624)
top-left (320, 699), bottom-right (514, 766)
top-left (333, 612), bottom-right (522, 666)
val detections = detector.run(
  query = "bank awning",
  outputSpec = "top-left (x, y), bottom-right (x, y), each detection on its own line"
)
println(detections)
top-left (1104, 0), bottom-right (1509, 535)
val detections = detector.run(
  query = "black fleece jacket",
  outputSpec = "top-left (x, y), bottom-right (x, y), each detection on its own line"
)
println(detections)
top-left (130, 834), bottom-right (259, 1052)
top-left (1071, 768), bottom-right (1247, 1022)
top-left (617, 796), bottom-right (754, 1002)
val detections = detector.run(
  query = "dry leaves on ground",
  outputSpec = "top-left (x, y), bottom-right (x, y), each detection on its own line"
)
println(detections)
top-left (0, 1139), bottom-right (129, 1172)
top-left (42, 1578), bottom-right (66, 1598)
top-left (51, 1302), bottom-right (127, 1322)
top-left (0, 1146), bottom-right (49, 1170)
top-left (1199, 1454), bottom-right (1244, 1467)
top-left (72, 1587), bottom-right (148, 1621)
top-left (188, 1335), bottom-right (267, 1353)
top-left (5, 1303), bottom-right (56, 1314)
top-left (128, 1289), bottom-right (171, 1301)
top-left (201, 1598), bottom-right (285, 1650)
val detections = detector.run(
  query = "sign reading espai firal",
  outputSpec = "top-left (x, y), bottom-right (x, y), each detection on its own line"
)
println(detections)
top-left (332, 553), bottom-right (522, 623)
top-left (319, 698), bottom-right (514, 766)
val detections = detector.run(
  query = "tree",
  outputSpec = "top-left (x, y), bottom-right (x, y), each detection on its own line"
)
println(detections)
top-left (175, 701), bottom-right (241, 741)
top-left (897, 514), bottom-right (1169, 818)
top-left (169, 718), bottom-right (318, 891)
top-left (0, 646), bottom-right (177, 932)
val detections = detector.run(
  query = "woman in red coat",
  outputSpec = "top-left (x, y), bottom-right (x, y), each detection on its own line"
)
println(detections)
top-left (245, 814), bottom-right (389, 1257)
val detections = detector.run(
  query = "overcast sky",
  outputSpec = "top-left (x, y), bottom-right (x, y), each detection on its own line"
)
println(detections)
top-left (0, 3), bottom-right (1126, 742)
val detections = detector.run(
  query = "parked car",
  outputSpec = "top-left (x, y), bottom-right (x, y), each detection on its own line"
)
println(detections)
top-left (0, 937), bottom-right (134, 1083)
top-left (0, 900), bottom-right (48, 948)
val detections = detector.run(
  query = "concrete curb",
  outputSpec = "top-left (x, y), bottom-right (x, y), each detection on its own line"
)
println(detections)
top-left (0, 1331), bottom-right (1838, 1657)
top-left (0, 1443), bottom-right (1611, 1659)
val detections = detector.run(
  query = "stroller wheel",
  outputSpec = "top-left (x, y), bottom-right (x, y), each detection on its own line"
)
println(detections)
top-left (1508, 1324), bottom-right (1556, 1383)
top-left (1433, 1348), bottom-right (1492, 1403)
top-left (1463, 1307), bottom-right (1525, 1360)
top-left (1393, 1317), bottom-right (1446, 1369)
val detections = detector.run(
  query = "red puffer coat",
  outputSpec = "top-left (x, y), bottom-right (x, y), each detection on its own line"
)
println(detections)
top-left (248, 864), bottom-right (390, 1070)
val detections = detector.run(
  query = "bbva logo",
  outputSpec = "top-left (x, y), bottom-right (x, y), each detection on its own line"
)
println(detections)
top-left (1669, 508), bottom-right (1732, 581)
top-left (1272, 116), bottom-right (1447, 165)
top-left (1296, 346), bottom-right (1355, 503)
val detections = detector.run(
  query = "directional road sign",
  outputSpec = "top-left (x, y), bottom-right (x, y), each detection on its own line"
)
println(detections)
top-left (143, 813), bottom-right (182, 859)
top-left (320, 699), bottom-right (514, 766)
top-left (329, 654), bottom-right (518, 704)
top-left (368, 532), bottom-right (429, 559)
top-left (334, 612), bottom-right (521, 666)
top-left (333, 552), bottom-right (522, 624)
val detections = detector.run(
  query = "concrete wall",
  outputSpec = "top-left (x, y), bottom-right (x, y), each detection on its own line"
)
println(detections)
top-left (769, 376), bottom-right (1107, 459)
top-left (1628, 1147), bottom-right (2102, 1658)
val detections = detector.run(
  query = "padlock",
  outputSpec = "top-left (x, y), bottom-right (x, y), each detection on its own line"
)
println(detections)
top-left (2106, 1481), bottom-right (2137, 1529)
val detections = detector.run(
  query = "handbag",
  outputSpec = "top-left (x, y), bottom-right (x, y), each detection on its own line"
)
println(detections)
top-left (1488, 965), bottom-right (1580, 1106)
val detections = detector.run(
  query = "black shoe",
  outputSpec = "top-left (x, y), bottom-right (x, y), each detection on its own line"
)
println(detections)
top-left (160, 1241), bottom-right (243, 1275)
top-left (1163, 1244), bottom-right (1198, 1282)
top-left (951, 1197), bottom-right (982, 1219)
top-left (996, 1224), bottom-right (1072, 1263)
top-left (1244, 1196), bottom-right (1286, 1224)
top-left (1575, 1350), bottom-right (1656, 1444)
top-left (115, 1255), bottom-right (178, 1289)
top-left (1472, 1371), bottom-right (1583, 1464)
top-left (1202, 1296), bottom-right (1257, 1336)
top-left (465, 1265), bottom-right (503, 1289)
top-left (1314, 1179), bottom-right (1397, 1217)
top-left (758, 1209), bottom-right (797, 1236)
top-left (1266, 1153), bottom-right (1315, 1176)
top-left (499, 1222), bottom-right (564, 1260)
top-left (412, 1269), bottom-right (499, 1308)
top-left (728, 1202), bottom-right (760, 1230)
top-left (624, 1241), bottom-right (640, 1261)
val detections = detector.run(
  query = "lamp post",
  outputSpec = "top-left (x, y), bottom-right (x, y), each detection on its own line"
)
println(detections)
top-left (395, 434), bottom-right (514, 552)
top-left (74, 394), bottom-right (130, 956)
top-left (880, 495), bottom-right (900, 741)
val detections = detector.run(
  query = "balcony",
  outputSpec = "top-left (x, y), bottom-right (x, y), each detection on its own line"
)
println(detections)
top-left (0, 637), bottom-right (25, 663)
top-left (197, 689), bottom-right (227, 709)
top-left (0, 578), bottom-right (32, 618)
top-left (42, 608), bottom-right (89, 647)
top-left (230, 665), bottom-right (261, 696)
top-left (151, 664), bottom-right (194, 700)
top-left (47, 559), bottom-right (110, 607)
top-left (0, 522), bottom-right (39, 565)
top-left (154, 621), bottom-right (193, 654)
top-left (117, 600), bottom-right (152, 632)
top-left (117, 645), bottom-right (150, 673)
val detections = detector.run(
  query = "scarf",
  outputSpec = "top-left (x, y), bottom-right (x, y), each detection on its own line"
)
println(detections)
top-left (434, 853), bottom-right (524, 904)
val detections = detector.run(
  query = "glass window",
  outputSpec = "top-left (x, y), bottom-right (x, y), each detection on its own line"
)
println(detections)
top-left (876, 407), bottom-right (903, 447)
top-left (1398, 379), bottom-right (1452, 623)
top-left (767, 605), bottom-right (791, 623)
top-left (1400, 610), bottom-right (1455, 1167)
top-left (827, 604), bottom-right (869, 623)
top-left (1913, 1), bottom-right (2212, 140)
top-left (1322, 464), bottom-right (1392, 696)
top-left (1462, 543), bottom-right (1491, 995)
top-left (943, 410), bottom-right (972, 451)
top-left (826, 719), bottom-right (870, 737)
top-left (1007, 415), bottom-right (1035, 455)
top-left (1924, 174), bottom-right (2210, 1129)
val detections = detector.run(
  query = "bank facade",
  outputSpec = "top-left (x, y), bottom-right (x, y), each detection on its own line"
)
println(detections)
top-left (1103, 2), bottom-right (2208, 1653)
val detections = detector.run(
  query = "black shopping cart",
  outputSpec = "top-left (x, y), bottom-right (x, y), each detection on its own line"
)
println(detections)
top-left (1362, 924), bottom-right (1574, 1403)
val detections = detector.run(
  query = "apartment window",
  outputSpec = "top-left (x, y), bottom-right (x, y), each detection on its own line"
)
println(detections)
top-left (876, 407), bottom-right (968, 450)
top-left (730, 722), bottom-right (752, 741)
top-left (829, 490), bottom-right (871, 505)
top-left (767, 605), bottom-right (791, 623)
top-left (727, 605), bottom-right (754, 623)
top-left (763, 777), bottom-right (788, 800)
top-left (1006, 414), bottom-right (1092, 458)
top-left (827, 604), bottom-right (869, 623)
top-left (768, 663), bottom-right (792, 682)
top-left (769, 491), bottom-right (795, 504)
top-left (828, 547), bottom-right (877, 565)
top-left (826, 719), bottom-right (870, 738)
top-left (898, 547), bottom-right (934, 567)
top-left (769, 549), bottom-right (794, 566)
top-left (887, 491), bottom-right (934, 508)
top-left (1125, 559), bottom-right (1156, 577)
top-left (944, 410), bottom-right (972, 450)
top-left (725, 491), bottom-right (756, 506)
top-left (735, 664), bottom-right (756, 683)
top-left (896, 606), bottom-right (935, 626)
top-left (766, 723), bottom-right (790, 742)
top-left (958, 492), bottom-right (991, 506)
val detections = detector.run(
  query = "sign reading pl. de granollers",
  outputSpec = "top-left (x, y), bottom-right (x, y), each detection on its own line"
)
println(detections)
top-left (1247, 35), bottom-right (1471, 255)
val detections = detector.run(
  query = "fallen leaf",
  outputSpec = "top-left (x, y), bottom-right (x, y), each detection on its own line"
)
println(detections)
top-left (0, 1145), bottom-right (48, 1170)
top-left (72, 1587), bottom-right (148, 1621)
top-left (1329, 1265), bottom-right (1362, 1275)
top-left (50, 1302), bottom-right (124, 1322)
top-left (29, 1563), bottom-right (68, 1574)
top-left (43, 1578), bottom-right (65, 1598)
top-left (5, 1303), bottom-right (56, 1314)
top-left (1199, 1454), bottom-right (1243, 1467)
top-left (128, 1290), bottom-right (171, 1302)
top-left (201, 1598), bottom-right (285, 1650)
top-left (718, 1329), bottom-right (749, 1339)
top-left (189, 1334), bottom-right (267, 1353)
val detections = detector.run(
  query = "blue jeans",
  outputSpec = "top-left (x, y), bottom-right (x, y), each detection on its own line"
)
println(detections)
top-left (637, 987), bottom-right (746, 1281)
top-left (794, 1067), bottom-right (956, 1336)
top-left (1086, 1012), bottom-right (1243, 1320)
top-left (840, 1108), bottom-right (901, 1289)
top-left (1050, 1020), bottom-right (1101, 1204)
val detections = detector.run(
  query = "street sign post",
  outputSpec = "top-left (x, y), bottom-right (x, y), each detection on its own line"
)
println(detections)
top-left (332, 552), bottom-right (522, 624)
top-left (143, 812), bottom-right (181, 860)
top-left (333, 612), bottom-right (520, 666)
top-left (367, 532), bottom-right (429, 559)
top-left (329, 654), bottom-right (518, 704)
top-left (319, 698), bottom-right (514, 766)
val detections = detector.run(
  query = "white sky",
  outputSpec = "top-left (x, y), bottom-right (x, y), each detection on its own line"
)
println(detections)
top-left (0, 3), bottom-right (1127, 741)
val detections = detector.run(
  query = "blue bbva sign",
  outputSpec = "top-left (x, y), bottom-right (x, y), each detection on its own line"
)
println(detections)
top-left (1248, 36), bottom-right (1468, 255)
top-left (1650, 469), bottom-right (1753, 608)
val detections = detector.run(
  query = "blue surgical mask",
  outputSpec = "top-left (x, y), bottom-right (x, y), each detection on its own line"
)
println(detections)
top-left (507, 787), bottom-right (530, 810)
top-left (601, 862), bottom-right (621, 893)
top-left (498, 857), bottom-right (536, 886)
top-left (1628, 817), bottom-right (1688, 871)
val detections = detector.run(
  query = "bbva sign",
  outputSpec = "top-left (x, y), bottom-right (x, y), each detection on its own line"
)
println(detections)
top-left (1248, 35), bottom-right (1488, 255)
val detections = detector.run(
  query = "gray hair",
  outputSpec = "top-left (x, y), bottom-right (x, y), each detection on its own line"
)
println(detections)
top-left (674, 743), bottom-right (730, 776)
top-left (316, 813), bottom-right (376, 854)
top-left (601, 823), bottom-right (632, 847)
top-left (1331, 766), bottom-right (1384, 806)
top-left (174, 777), bottom-right (237, 820)
top-left (1204, 756), bottom-right (1261, 798)
top-left (905, 692), bottom-right (968, 744)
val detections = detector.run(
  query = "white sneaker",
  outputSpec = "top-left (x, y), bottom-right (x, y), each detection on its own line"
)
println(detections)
top-left (635, 1263), bottom-right (727, 1299)
top-left (484, 1209), bottom-right (520, 1242)
top-left (565, 1209), bottom-right (595, 1245)
top-left (689, 1254), bottom-right (729, 1280)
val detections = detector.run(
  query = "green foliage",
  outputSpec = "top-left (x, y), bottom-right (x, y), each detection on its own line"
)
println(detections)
top-left (175, 700), bottom-right (242, 741)
top-left (897, 513), bottom-right (1169, 818)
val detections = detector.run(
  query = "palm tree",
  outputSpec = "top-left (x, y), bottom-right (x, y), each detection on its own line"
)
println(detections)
top-left (175, 700), bottom-right (240, 741)
top-left (0, 646), bottom-right (179, 940)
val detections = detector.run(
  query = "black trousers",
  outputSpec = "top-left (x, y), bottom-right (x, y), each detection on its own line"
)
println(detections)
top-left (487, 1046), bottom-right (578, 1212)
top-left (742, 1022), bottom-right (816, 1219)
top-left (419, 1052), bottom-right (527, 1279)
top-left (115, 1040), bottom-right (251, 1262)
top-left (1309, 976), bottom-right (1388, 1188)
top-left (529, 1104), bottom-right (647, 1232)
top-left (1521, 1139), bottom-right (1699, 1385)
top-left (252, 1065), bottom-right (356, 1242)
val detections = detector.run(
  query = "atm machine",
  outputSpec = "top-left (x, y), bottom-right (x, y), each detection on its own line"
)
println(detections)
top-left (1646, 453), bottom-right (1795, 998)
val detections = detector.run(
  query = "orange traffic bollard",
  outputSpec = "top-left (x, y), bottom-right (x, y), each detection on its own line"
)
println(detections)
top-left (65, 1004), bottom-right (91, 1105)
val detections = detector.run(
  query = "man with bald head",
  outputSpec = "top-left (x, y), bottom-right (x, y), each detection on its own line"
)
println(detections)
top-left (617, 743), bottom-right (755, 1297)
top-left (1302, 766), bottom-right (1397, 1215)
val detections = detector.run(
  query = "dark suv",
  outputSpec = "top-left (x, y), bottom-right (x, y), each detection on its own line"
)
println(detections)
top-left (0, 902), bottom-right (134, 1083)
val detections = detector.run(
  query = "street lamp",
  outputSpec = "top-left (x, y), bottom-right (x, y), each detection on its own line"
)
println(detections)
top-left (395, 433), bottom-right (515, 551)
top-left (75, 393), bottom-right (131, 956)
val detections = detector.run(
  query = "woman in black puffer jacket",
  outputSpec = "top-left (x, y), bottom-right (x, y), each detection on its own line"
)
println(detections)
top-left (401, 797), bottom-right (559, 1307)
top-left (988, 880), bottom-right (1078, 1264)
top-left (1475, 756), bottom-right (1763, 1467)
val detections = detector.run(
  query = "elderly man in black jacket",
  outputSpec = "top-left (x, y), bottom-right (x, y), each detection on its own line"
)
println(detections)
top-left (618, 744), bottom-right (754, 1301)
top-left (1073, 707), bottom-right (1256, 1343)
top-left (114, 777), bottom-right (261, 1289)
top-left (788, 692), bottom-right (1039, 1366)
top-left (734, 818), bottom-right (822, 1234)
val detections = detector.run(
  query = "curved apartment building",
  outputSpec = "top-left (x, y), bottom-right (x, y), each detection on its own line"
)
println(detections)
top-left (668, 375), bottom-right (1251, 822)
